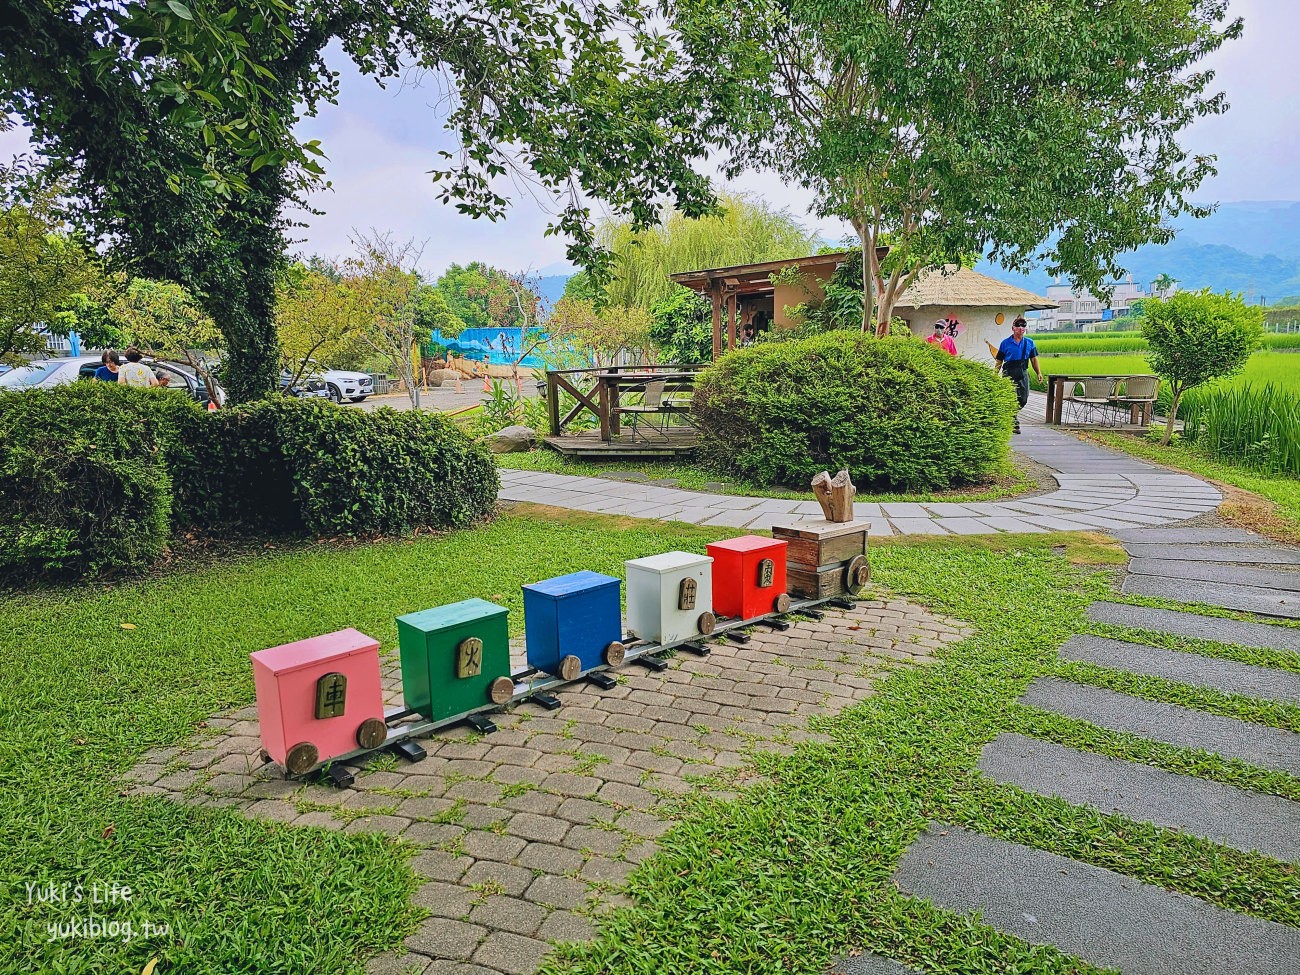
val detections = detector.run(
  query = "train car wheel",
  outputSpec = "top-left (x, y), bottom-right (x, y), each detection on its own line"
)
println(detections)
top-left (356, 717), bottom-right (388, 750)
top-left (696, 611), bottom-right (717, 635)
top-left (558, 654), bottom-right (582, 681)
top-left (603, 641), bottom-right (626, 667)
top-left (488, 676), bottom-right (514, 705)
top-left (845, 555), bottom-right (870, 594)
top-left (285, 741), bottom-right (319, 776)
top-left (773, 593), bottom-right (792, 614)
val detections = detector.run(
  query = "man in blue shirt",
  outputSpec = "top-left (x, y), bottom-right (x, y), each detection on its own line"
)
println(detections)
top-left (994, 317), bottom-right (1043, 433)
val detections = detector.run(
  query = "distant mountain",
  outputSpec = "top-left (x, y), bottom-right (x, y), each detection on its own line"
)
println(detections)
top-left (527, 202), bottom-right (1300, 308)
top-left (1173, 201), bottom-right (1300, 261)
top-left (978, 201), bottom-right (1300, 303)
top-left (535, 274), bottom-right (571, 310)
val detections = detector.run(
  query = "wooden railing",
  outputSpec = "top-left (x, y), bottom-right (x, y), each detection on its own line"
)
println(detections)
top-left (545, 364), bottom-right (707, 441)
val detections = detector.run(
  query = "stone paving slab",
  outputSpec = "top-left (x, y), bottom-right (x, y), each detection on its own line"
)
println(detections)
top-left (829, 953), bottom-right (918, 975)
top-left (502, 408), bottom-right (1223, 536)
top-left (125, 598), bottom-right (967, 975)
top-left (1087, 601), bottom-right (1300, 653)
top-left (1116, 528), bottom-right (1265, 544)
top-left (1019, 677), bottom-right (1300, 775)
top-left (1128, 557), bottom-right (1300, 593)
top-left (1059, 635), bottom-right (1300, 704)
top-left (1121, 575), bottom-right (1300, 620)
top-left (978, 733), bottom-right (1300, 862)
top-left (894, 824), bottom-right (1300, 975)
top-left (1122, 543), bottom-right (1300, 564)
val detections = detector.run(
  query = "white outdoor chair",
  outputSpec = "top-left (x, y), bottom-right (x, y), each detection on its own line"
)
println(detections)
top-left (1111, 376), bottom-right (1160, 426)
top-left (1064, 378), bottom-right (1118, 426)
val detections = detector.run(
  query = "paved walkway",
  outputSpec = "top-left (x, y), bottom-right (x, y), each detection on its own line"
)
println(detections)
top-left (125, 599), bottom-right (968, 975)
top-left (501, 396), bottom-right (1222, 536)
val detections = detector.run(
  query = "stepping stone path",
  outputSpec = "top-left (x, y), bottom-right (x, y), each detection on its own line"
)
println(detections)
top-left (835, 587), bottom-right (1300, 974)
top-left (1116, 526), bottom-right (1300, 619)
top-left (123, 598), bottom-right (967, 975)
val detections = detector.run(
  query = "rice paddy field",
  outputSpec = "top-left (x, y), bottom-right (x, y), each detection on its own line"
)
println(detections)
top-left (1029, 348), bottom-right (1300, 476)
top-left (1033, 332), bottom-right (1300, 355)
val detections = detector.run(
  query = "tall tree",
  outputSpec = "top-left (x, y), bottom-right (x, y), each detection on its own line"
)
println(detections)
top-left (275, 261), bottom-right (369, 375)
top-left (595, 192), bottom-right (817, 310)
top-left (1, 0), bottom-right (721, 398)
top-left (671, 0), bottom-right (1240, 335)
top-left (344, 231), bottom-right (429, 408)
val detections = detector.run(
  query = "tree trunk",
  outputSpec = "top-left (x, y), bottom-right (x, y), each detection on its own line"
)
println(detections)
top-left (1161, 387), bottom-right (1183, 446)
top-left (850, 216), bottom-right (874, 334)
top-left (876, 280), bottom-right (898, 338)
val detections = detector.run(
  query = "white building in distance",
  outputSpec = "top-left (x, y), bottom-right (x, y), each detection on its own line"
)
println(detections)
top-left (1036, 277), bottom-right (1176, 331)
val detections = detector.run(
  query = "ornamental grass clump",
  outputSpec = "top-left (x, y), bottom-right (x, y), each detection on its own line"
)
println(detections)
top-left (1182, 382), bottom-right (1300, 476)
top-left (691, 332), bottom-right (1016, 490)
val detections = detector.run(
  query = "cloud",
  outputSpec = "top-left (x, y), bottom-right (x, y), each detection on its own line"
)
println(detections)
top-left (293, 108), bottom-right (573, 277)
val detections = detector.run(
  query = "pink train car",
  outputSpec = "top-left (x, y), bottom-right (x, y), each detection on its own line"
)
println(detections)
top-left (251, 628), bottom-right (387, 776)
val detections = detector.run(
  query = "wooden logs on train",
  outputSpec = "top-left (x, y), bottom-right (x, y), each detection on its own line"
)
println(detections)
top-left (811, 469), bottom-right (857, 522)
top-left (396, 599), bottom-right (512, 721)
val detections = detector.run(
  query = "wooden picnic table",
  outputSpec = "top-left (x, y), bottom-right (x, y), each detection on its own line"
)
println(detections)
top-left (1044, 373), bottom-right (1159, 426)
top-left (544, 365), bottom-right (705, 441)
top-left (597, 369), bottom-right (698, 440)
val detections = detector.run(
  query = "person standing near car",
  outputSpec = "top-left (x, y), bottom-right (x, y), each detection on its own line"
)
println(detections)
top-left (117, 347), bottom-right (159, 388)
top-left (994, 317), bottom-right (1043, 433)
top-left (94, 350), bottom-right (121, 382)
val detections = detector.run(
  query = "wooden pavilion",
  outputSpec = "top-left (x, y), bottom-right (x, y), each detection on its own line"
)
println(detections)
top-left (669, 248), bottom-right (888, 358)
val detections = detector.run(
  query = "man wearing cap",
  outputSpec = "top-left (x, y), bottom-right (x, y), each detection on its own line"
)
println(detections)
top-left (994, 317), bottom-right (1043, 433)
top-left (925, 320), bottom-right (958, 356)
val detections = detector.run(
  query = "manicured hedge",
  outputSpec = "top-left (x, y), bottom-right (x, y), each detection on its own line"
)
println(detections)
top-left (0, 383), bottom-right (195, 583)
top-left (1, 386), bottom-right (499, 584)
top-left (180, 398), bottom-right (500, 536)
top-left (692, 332), bottom-right (1017, 489)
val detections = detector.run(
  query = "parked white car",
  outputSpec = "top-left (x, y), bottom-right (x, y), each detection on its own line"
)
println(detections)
top-left (319, 369), bottom-right (373, 403)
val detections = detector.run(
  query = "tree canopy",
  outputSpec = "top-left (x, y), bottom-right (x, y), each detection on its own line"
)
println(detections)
top-left (1140, 290), bottom-right (1263, 445)
top-left (1, 0), bottom-right (722, 398)
top-left (670, 0), bottom-right (1241, 334)
top-left (0, 161), bottom-right (101, 363)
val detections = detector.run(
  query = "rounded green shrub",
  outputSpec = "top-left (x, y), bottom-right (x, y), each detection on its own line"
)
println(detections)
top-left (692, 332), bottom-right (1017, 489)
top-left (2, 386), bottom-right (499, 585)
top-left (184, 398), bottom-right (500, 536)
top-left (0, 383), bottom-right (202, 583)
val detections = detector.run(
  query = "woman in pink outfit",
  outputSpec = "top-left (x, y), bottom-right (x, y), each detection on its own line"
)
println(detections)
top-left (925, 320), bottom-right (958, 356)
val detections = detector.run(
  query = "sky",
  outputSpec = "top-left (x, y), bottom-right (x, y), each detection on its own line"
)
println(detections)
top-left (5, 0), bottom-right (1296, 279)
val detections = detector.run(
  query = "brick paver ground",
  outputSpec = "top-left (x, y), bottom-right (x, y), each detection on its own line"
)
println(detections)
top-left (123, 597), bottom-right (968, 975)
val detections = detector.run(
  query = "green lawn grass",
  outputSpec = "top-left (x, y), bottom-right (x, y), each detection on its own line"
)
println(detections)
top-left (496, 449), bottom-right (1038, 504)
top-left (551, 532), bottom-right (1300, 975)
top-left (1, 510), bottom-right (732, 975)
top-left (8, 512), bottom-right (1297, 974)
top-left (1034, 350), bottom-right (1300, 393)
